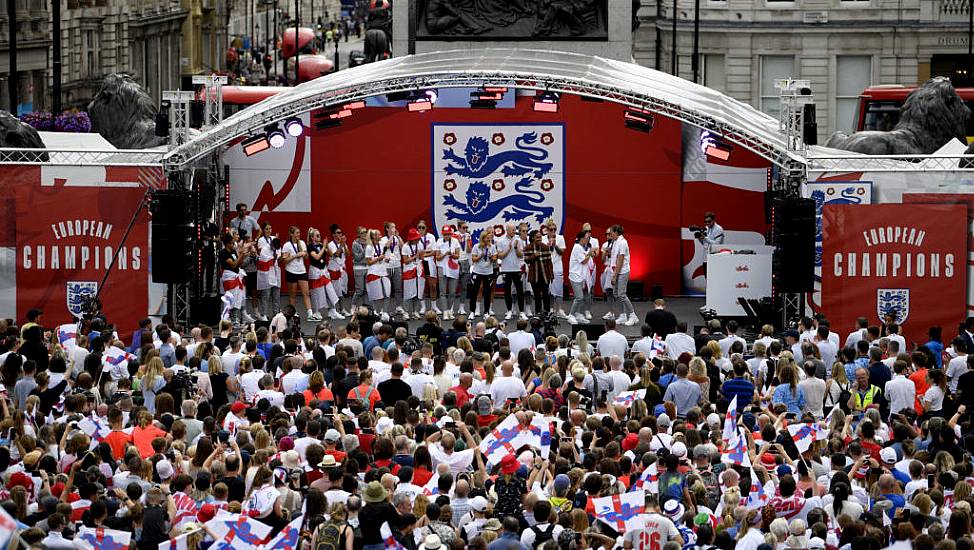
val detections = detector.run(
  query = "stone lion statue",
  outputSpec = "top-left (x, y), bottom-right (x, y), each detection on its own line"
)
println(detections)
top-left (87, 73), bottom-right (166, 149)
top-left (0, 111), bottom-right (48, 161)
top-left (824, 76), bottom-right (969, 155)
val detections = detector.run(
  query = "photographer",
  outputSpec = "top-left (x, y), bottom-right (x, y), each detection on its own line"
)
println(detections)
top-left (692, 211), bottom-right (725, 276)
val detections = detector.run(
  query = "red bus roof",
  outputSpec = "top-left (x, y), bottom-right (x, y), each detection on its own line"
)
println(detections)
top-left (219, 86), bottom-right (284, 105)
top-left (862, 84), bottom-right (974, 100)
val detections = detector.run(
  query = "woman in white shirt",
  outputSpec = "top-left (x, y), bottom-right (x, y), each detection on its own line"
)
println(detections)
top-left (566, 230), bottom-right (597, 325)
top-left (365, 229), bottom-right (392, 315)
top-left (435, 225), bottom-right (462, 320)
top-left (736, 509), bottom-right (769, 550)
top-left (820, 481), bottom-right (864, 526)
top-left (544, 219), bottom-right (567, 318)
top-left (469, 232), bottom-right (498, 317)
top-left (280, 226), bottom-right (313, 320)
top-left (923, 369), bottom-right (947, 418)
top-left (402, 229), bottom-right (427, 319)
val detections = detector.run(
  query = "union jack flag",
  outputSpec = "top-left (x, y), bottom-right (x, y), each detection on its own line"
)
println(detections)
top-left (56, 323), bottom-right (78, 350)
top-left (722, 396), bottom-right (738, 443)
top-left (76, 527), bottom-right (132, 550)
top-left (613, 389), bottom-right (646, 408)
top-left (78, 414), bottom-right (111, 449)
top-left (103, 346), bottom-right (136, 368)
top-left (593, 491), bottom-right (646, 533)
top-left (380, 522), bottom-right (405, 550)
top-left (206, 510), bottom-right (272, 550)
top-left (721, 426), bottom-right (751, 467)
top-left (629, 461), bottom-right (659, 493)
top-left (264, 516), bottom-right (303, 550)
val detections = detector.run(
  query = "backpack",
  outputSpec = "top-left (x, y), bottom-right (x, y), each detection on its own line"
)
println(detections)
top-left (531, 524), bottom-right (557, 549)
top-left (351, 386), bottom-right (374, 410)
top-left (314, 520), bottom-right (344, 550)
top-left (697, 468), bottom-right (721, 511)
top-left (836, 381), bottom-right (852, 414)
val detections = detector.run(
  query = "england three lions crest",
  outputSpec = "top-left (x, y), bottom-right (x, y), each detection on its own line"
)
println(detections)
top-left (432, 124), bottom-right (564, 240)
top-left (877, 288), bottom-right (909, 325)
top-left (67, 281), bottom-right (98, 318)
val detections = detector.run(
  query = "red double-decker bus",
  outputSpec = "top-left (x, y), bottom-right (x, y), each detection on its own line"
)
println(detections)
top-left (855, 84), bottom-right (974, 140)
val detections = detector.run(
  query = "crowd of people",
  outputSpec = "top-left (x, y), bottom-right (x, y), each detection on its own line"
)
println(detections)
top-left (1, 211), bottom-right (973, 550)
top-left (224, 204), bottom-right (644, 327)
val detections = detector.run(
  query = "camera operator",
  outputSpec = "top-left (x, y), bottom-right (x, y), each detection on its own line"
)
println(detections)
top-left (692, 211), bottom-right (725, 276)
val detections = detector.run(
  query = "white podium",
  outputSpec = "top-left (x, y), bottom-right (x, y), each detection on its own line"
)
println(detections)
top-left (705, 252), bottom-right (773, 316)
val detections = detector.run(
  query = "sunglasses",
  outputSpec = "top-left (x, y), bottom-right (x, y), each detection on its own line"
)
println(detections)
top-left (418, 226), bottom-right (427, 229)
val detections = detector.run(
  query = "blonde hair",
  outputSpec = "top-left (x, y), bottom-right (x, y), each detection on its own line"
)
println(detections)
top-left (208, 354), bottom-right (225, 375)
top-left (307, 227), bottom-right (321, 244)
top-left (706, 339), bottom-right (722, 359)
top-left (831, 361), bottom-right (850, 385)
top-left (143, 357), bottom-right (165, 389)
top-left (689, 357), bottom-right (707, 379)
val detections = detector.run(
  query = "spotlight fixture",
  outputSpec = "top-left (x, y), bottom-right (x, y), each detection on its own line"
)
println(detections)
top-left (265, 123), bottom-right (287, 148)
top-left (284, 117), bottom-right (304, 137)
top-left (241, 134), bottom-right (271, 156)
top-left (624, 109), bottom-right (655, 133)
top-left (407, 90), bottom-right (436, 112)
top-left (470, 99), bottom-right (497, 109)
top-left (699, 130), bottom-right (733, 161)
top-left (314, 117), bottom-right (342, 130)
top-left (344, 100), bottom-right (366, 110)
top-left (533, 91), bottom-right (560, 113)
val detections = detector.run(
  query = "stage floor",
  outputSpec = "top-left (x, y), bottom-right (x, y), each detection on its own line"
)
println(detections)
top-left (298, 296), bottom-right (706, 340)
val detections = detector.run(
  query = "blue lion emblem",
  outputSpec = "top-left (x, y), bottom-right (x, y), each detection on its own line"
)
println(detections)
top-left (599, 502), bottom-right (643, 525)
top-left (877, 289), bottom-right (909, 324)
top-left (66, 281), bottom-right (97, 318)
top-left (811, 186), bottom-right (865, 268)
top-left (442, 132), bottom-right (553, 179)
top-left (443, 178), bottom-right (554, 224)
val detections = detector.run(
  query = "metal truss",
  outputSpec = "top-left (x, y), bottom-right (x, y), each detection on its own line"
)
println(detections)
top-left (0, 148), bottom-right (165, 165)
top-left (781, 292), bottom-right (804, 329)
top-left (162, 49), bottom-right (805, 170)
top-left (806, 154), bottom-right (974, 173)
top-left (169, 282), bottom-right (192, 328)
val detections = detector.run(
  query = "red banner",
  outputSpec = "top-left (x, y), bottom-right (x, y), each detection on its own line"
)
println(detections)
top-left (821, 203), bottom-right (967, 345)
top-left (0, 165), bottom-right (150, 331)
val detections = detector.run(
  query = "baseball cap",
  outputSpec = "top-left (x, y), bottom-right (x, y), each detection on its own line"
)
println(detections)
top-left (441, 225), bottom-right (453, 236)
top-left (671, 441), bottom-right (687, 458)
top-left (776, 464), bottom-right (792, 478)
top-left (500, 453), bottom-right (519, 475)
top-left (230, 402), bottom-right (247, 415)
top-left (156, 459), bottom-right (174, 480)
top-left (324, 429), bottom-right (341, 442)
top-left (654, 404), bottom-right (667, 417)
top-left (706, 413), bottom-right (721, 429)
top-left (880, 447), bottom-right (897, 464)
top-left (470, 496), bottom-right (488, 513)
top-left (554, 474), bottom-right (571, 492)
top-left (808, 538), bottom-right (826, 550)
top-left (622, 433), bottom-right (639, 452)
top-left (656, 413), bottom-right (671, 428)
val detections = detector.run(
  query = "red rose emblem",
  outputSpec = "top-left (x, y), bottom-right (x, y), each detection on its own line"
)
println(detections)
top-left (492, 179), bottom-right (505, 191)
top-left (492, 133), bottom-right (505, 146)
top-left (444, 179), bottom-right (457, 191)
top-left (541, 133), bottom-right (554, 145)
top-left (443, 133), bottom-right (456, 145)
top-left (540, 179), bottom-right (554, 191)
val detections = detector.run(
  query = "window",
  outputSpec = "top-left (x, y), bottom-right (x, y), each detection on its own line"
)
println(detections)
top-left (835, 55), bottom-right (871, 133)
top-left (703, 54), bottom-right (725, 93)
top-left (760, 55), bottom-right (795, 118)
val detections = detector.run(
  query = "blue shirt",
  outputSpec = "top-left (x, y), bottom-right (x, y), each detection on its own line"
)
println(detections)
top-left (924, 341), bottom-right (944, 368)
top-left (875, 493), bottom-right (906, 518)
top-left (663, 378), bottom-right (702, 418)
top-left (721, 377), bottom-right (755, 410)
top-left (488, 532), bottom-right (529, 550)
top-left (772, 384), bottom-right (806, 415)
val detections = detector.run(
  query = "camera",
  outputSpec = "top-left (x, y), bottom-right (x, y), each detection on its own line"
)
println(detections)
top-left (689, 225), bottom-right (706, 238)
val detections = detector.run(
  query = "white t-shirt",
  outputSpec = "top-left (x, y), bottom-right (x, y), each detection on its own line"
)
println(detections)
top-left (457, 233), bottom-right (472, 262)
top-left (366, 243), bottom-right (389, 276)
top-left (282, 240), bottom-right (307, 274)
top-left (436, 237), bottom-right (461, 278)
top-left (418, 233), bottom-right (436, 272)
top-left (665, 332), bottom-right (695, 359)
top-left (568, 242), bottom-right (592, 283)
top-left (281, 370), bottom-right (310, 394)
top-left (489, 376), bottom-right (527, 404)
top-left (379, 235), bottom-right (403, 265)
top-left (497, 235), bottom-right (523, 272)
top-left (923, 385), bottom-right (944, 411)
top-left (254, 389), bottom-right (285, 408)
top-left (471, 244), bottom-right (496, 276)
top-left (597, 330), bottom-right (629, 359)
top-left (239, 371), bottom-right (264, 402)
top-left (546, 234), bottom-right (566, 273)
top-left (718, 335), bottom-right (746, 357)
top-left (622, 513), bottom-right (680, 550)
top-left (508, 330), bottom-right (536, 357)
top-left (326, 241), bottom-right (345, 272)
top-left (405, 372), bottom-right (435, 398)
top-left (946, 354), bottom-right (968, 392)
top-left (610, 235), bottom-right (631, 275)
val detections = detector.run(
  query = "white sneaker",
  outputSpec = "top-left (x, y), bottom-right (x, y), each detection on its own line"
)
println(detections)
top-left (412, 311), bottom-right (423, 320)
top-left (504, 311), bottom-right (513, 320)
top-left (566, 314), bottom-right (578, 325)
top-left (419, 304), bottom-right (427, 315)
top-left (519, 312), bottom-right (528, 321)
top-left (443, 310), bottom-right (452, 320)
top-left (307, 309), bottom-right (315, 319)
top-left (242, 311), bottom-right (256, 323)
top-left (623, 314), bottom-right (639, 326)
top-left (557, 309), bottom-right (567, 319)
top-left (458, 306), bottom-right (467, 315)
top-left (258, 314), bottom-right (268, 322)
top-left (396, 306), bottom-right (406, 315)
top-left (525, 308), bottom-right (533, 317)
top-left (584, 311), bottom-right (593, 321)
top-left (602, 311), bottom-right (615, 320)
top-left (488, 307), bottom-right (496, 316)
top-left (328, 309), bottom-right (343, 319)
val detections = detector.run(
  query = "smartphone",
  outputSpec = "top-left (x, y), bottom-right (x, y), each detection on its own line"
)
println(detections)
top-left (927, 473), bottom-right (935, 486)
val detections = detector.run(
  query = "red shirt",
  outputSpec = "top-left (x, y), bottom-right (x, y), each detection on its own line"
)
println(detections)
top-left (132, 424), bottom-right (167, 458)
top-left (413, 466), bottom-right (433, 487)
top-left (104, 430), bottom-right (132, 460)
top-left (325, 449), bottom-right (347, 464)
top-left (910, 368), bottom-right (929, 414)
top-left (449, 385), bottom-right (472, 408)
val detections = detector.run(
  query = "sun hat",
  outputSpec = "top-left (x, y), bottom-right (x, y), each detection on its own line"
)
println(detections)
top-left (500, 454), bottom-right (520, 475)
top-left (363, 481), bottom-right (389, 503)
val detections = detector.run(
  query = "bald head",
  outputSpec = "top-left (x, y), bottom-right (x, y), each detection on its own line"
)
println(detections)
top-left (440, 433), bottom-right (456, 452)
top-left (501, 361), bottom-right (514, 377)
top-left (459, 372), bottom-right (473, 388)
top-left (610, 355), bottom-right (623, 370)
top-left (455, 479), bottom-right (470, 497)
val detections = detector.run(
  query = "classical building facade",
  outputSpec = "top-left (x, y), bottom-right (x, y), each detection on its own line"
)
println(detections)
top-left (0, 0), bottom-right (52, 114)
top-left (634, 0), bottom-right (974, 142)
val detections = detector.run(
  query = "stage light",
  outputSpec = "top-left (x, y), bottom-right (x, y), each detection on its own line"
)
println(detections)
top-left (265, 123), bottom-right (286, 148)
top-left (699, 130), bottom-right (733, 160)
top-left (534, 91), bottom-right (560, 113)
top-left (241, 134), bottom-right (270, 156)
top-left (314, 118), bottom-right (342, 130)
top-left (470, 99), bottom-right (497, 109)
top-left (407, 91), bottom-right (435, 112)
top-left (624, 109), bottom-right (655, 133)
top-left (483, 86), bottom-right (508, 93)
top-left (345, 100), bottom-right (366, 110)
top-left (705, 143), bottom-right (733, 161)
top-left (284, 117), bottom-right (304, 137)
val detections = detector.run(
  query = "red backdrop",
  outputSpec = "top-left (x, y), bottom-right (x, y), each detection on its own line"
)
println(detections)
top-left (821, 203), bottom-right (967, 345)
top-left (0, 165), bottom-right (150, 330)
top-left (245, 94), bottom-right (686, 293)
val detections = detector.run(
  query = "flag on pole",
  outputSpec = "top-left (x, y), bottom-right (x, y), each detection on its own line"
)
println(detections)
top-left (531, 415), bottom-right (553, 459)
top-left (745, 468), bottom-right (775, 510)
top-left (629, 461), bottom-right (659, 493)
top-left (723, 396), bottom-right (738, 443)
top-left (56, 323), bottom-right (78, 350)
top-left (787, 423), bottom-right (817, 454)
top-left (102, 346), bottom-right (136, 380)
top-left (612, 389), bottom-right (647, 408)
top-left (380, 522), bottom-right (405, 550)
top-left (593, 491), bottom-right (646, 533)
top-left (721, 427), bottom-right (751, 467)
top-left (263, 516), bottom-right (303, 550)
top-left (76, 527), bottom-right (132, 550)
top-left (479, 414), bottom-right (548, 465)
top-left (78, 414), bottom-right (112, 450)
top-left (206, 510), bottom-right (272, 550)
top-left (648, 335), bottom-right (667, 359)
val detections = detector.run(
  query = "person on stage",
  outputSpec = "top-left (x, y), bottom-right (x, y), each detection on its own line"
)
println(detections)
top-left (435, 225), bottom-right (462, 320)
top-left (219, 232), bottom-right (247, 325)
top-left (600, 228), bottom-right (615, 319)
top-left (456, 222), bottom-right (473, 316)
top-left (380, 222), bottom-right (404, 318)
top-left (351, 226), bottom-right (368, 308)
top-left (281, 225), bottom-right (313, 321)
top-left (307, 227), bottom-right (342, 320)
top-left (402, 228), bottom-right (426, 319)
top-left (365, 228), bottom-right (392, 315)
top-left (328, 224), bottom-right (351, 316)
top-left (525, 229), bottom-right (553, 317)
top-left (496, 223), bottom-right (526, 320)
top-left (469, 231), bottom-right (498, 318)
top-left (416, 220), bottom-right (439, 315)
top-left (695, 211), bottom-right (725, 276)
top-left (256, 221), bottom-right (281, 321)
top-left (608, 224), bottom-right (638, 326)
top-left (566, 230), bottom-right (597, 325)
top-left (517, 223), bottom-right (534, 317)
top-left (544, 219), bottom-right (567, 318)
top-left (581, 222), bottom-right (598, 321)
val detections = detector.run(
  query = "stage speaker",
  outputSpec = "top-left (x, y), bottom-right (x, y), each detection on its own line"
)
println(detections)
top-left (151, 190), bottom-right (195, 284)
top-left (773, 197), bottom-right (815, 293)
top-left (571, 322), bottom-right (605, 341)
top-left (629, 281), bottom-right (646, 301)
top-left (189, 295), bottom-right (221, 326)
top-left (802, 104), bottom-right (818, 146)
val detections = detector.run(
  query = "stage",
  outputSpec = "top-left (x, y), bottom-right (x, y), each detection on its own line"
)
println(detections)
top-left (298, 295), bottom-right (706, 340)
